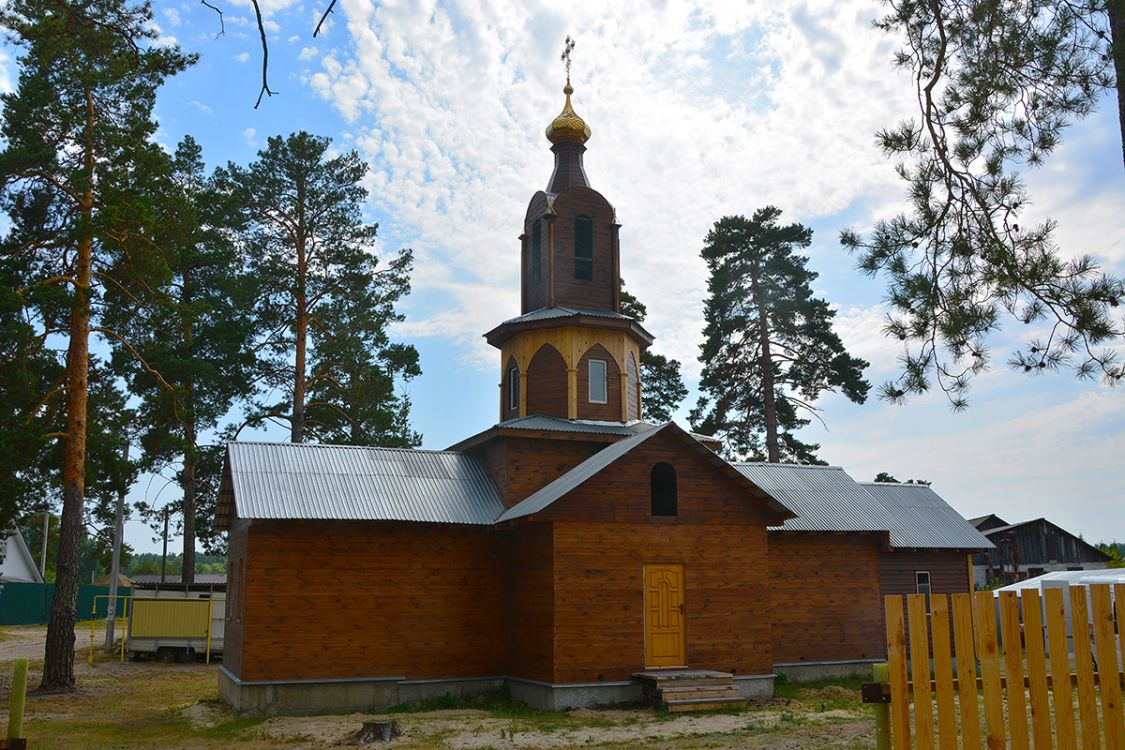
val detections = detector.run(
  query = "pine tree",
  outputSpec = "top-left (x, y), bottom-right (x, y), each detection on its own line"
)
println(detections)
top-left (692, 208), bottom-right (870, 463)
top-left (0, 0), bottom-right (192, 691)
top-left (843, 0), bottom-right (1125, 407)
top-left (619, 281), bottom-right (688, 422)
top-left (104, 136), bottom-right (255, 583)
top-left (220, 132), bottom-right (420, 445)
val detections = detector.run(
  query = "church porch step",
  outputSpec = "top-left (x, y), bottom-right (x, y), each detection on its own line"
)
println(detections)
top-left (633, 669), bottom-right (746, 711)
top-left (665, 695), bottom-right (747, 712)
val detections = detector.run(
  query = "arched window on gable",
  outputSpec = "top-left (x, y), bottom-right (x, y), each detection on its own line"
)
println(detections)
top-left (651, 462), bottom-right (678, 517)
top-left (574, 215), bottom-right (593, 281)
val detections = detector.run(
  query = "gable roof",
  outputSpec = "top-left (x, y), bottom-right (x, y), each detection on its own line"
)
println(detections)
top-left (860, 482), bottom-right (995, 550)
top-left (0, 527), bottom-right (43, 583)
top-left (447, 414), bottom-right (722, 452)
top-left (733, 464), bottom-right (890, 534)
top-left (496, 423), bottom-right (796, 523)
top-left (968, 513), bottom-right (1009, 530)
top-left (977, 517), bottom-right (1111, 560)
top-left (216, 442), bottom-right (505, 529)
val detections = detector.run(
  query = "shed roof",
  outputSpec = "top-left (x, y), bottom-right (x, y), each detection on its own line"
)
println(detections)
top-left (732, 463), bottom-right (890, 534)
top-left (216, 442), bottom-right (504, 529)
top-left (497, 423), bottom-right (795, 523)
top-left (859, 482), bottom-right (994, 550)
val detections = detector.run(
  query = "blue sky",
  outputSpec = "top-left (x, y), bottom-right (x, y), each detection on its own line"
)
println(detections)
top-left (12, 0), bottom-right (1125, 553)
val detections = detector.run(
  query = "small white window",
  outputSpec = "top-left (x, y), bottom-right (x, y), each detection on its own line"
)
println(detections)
top-left (508, 366), bottom-right (520, 411)
top-left (588, 359), bottom-right (607, 403)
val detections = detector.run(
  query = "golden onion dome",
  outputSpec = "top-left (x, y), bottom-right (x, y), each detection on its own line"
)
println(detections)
top-left (545, 83), bottom-right (591, 145)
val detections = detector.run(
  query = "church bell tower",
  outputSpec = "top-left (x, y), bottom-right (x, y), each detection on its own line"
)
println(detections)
top-left (484, 41), bottom-right (654, 423)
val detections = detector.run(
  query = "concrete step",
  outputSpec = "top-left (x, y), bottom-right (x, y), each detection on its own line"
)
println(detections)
top-left (665, 695), bottom-right (747, 712)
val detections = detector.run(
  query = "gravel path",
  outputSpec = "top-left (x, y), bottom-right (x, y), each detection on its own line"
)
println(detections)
top-left (0, 622), bottom-right (124, 663)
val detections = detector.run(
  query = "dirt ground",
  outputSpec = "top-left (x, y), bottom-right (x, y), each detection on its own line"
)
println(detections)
top-left (0, 624), bottom-right (876, 749)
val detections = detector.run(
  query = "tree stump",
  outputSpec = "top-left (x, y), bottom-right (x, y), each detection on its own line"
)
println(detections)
top-left (354, 720), bottom-right (401, 744)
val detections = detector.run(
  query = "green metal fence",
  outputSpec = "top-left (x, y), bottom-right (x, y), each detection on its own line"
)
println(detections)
top-left (0, 582), bottom-right (133, 625)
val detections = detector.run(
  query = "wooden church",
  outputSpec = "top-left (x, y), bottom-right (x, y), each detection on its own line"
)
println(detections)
top-left (216, 76), bottom-right (992, 714)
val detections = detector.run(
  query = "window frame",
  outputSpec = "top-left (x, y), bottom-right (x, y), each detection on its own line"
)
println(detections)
top-left (574, 215), bottom-right (593, 281)
top-left (650, 462), bottom-right (678, 517)
top-left (588, 358), bottom-right (608, 403)
top-left (508, 365), bottom-right (520, 411)
top-left (530, 220), bottom-right (542, 286)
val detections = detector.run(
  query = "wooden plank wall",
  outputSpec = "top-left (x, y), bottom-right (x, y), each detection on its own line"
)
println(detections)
top-left (504, 523), bottom-right (555, 682)
top-left (475, 436), bottom-right (606, 508)
top-left (525, 344), bottom-right (569, 418)
top-left (541, 429), bottom-right (777, 682)
top-left (879, 549), bottom-right (973, 649)
top-left (221, 515), bottom-right (250, 678)
top-left (767, 532), bottom-right (885, 663)
top-left (548, 187), bottom-right (617, 312)
top-left (239, 521), bottom-right (506, 682)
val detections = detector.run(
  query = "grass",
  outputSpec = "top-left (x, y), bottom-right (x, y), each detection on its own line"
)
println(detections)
top-left (7, 659), bottom-right (875, 749)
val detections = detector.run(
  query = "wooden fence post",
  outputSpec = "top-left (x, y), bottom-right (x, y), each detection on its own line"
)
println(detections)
top-left (7, 658), bottom-right (28, 741)
top-left (873, 662), bottom-right (890, 750)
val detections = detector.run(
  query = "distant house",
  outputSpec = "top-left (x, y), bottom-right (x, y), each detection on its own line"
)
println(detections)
top-left (969, 515), bottom-right (1112, 587)
top-left (0, 528), bottom-right (43, 583)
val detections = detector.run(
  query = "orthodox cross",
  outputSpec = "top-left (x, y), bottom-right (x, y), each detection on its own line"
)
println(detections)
top-left (561, 36), bottom-right (575, 85)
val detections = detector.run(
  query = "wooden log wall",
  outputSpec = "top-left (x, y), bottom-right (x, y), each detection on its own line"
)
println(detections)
top-left (767, 532), bottom-right (885, 663)
top-left (237, 520), bottom-right (506, 682)
top-left (537, 428), bottom-right (778, 682)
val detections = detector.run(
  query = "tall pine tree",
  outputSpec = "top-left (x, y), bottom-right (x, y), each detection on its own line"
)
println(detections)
top-left (692, 208), bottom-right (870, 463)
top-left (220, 132), bottom-right (420, 445)
top-left (0, 0), bottom-right (192, 690)
top-left (104, 136), bottom-right (255, 583)
top-left (618, 281), bottom-right (687, 422)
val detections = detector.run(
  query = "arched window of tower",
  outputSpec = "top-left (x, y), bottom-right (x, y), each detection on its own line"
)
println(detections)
top-left (531, 219), bottom-right (542, 286)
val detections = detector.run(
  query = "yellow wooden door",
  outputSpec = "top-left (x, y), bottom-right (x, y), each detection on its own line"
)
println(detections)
top-left (644, 563), bottom-right (686, 668)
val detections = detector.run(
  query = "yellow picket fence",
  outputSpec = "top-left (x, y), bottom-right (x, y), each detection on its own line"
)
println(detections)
top-left (883, 585), bottom-right (1125, 750)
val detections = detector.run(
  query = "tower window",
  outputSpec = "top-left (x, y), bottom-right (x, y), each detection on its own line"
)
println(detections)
top-left (651, 463), bottom-right (678, 516)
top-left (508, 365), bottom-right (520, 411)
top-left (588, 359), bottom-right (607, 403)
top-left (575, 215), bottom-right (593, 281)
top-left (531, 220), bottom-right (542, 286)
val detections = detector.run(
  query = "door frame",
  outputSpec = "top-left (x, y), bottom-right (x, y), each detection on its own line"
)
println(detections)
top-left (642, 562), bottom-right (687, 669)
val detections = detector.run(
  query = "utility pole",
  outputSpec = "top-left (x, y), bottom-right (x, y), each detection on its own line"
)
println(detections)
top-left (39, 503), bottom-right (49, 579)
top-left (160, 506), bottom-right (170, 585)
top-left (104, 439), bottom-right (129, 652)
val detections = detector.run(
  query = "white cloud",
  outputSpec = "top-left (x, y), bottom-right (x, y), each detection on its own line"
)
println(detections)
top-left (0, 50), bottom-right (12, 95)
top-left (302, 0), bottom-right (920, 375)
top-left (243, 127), bottom-right (257, 147)
top-left (298, 45), bottom-right (319, 61)
top-left (164, 7), bottom-right (182, 27)
top-left (188, 100), bottom-right (213, 116)
top-left (235, 51), bottom-right (251, 63)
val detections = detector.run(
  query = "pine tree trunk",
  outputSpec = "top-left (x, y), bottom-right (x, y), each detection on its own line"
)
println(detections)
top-left (292, 235), bottom-right (307, 443)
top-left (181, 264), bottom-right (195, 585)
top-left (39, 87), bottom-right (95, 694)
top-left (750, 270), bottom-right (780, 463)
top-left (1109, 0), bottom-right (1125, 172)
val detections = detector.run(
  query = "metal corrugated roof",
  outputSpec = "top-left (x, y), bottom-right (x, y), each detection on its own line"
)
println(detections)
top-left (499, 306), bottom-right (636, 325)
top-left (859, 483), bottom-right (994, 550)
top-left (225, 442), bottom-right (504, 525)
top-left (497, 424), bottom-right (794, 523)
top-left (733, 463), bottom-right (890, 534)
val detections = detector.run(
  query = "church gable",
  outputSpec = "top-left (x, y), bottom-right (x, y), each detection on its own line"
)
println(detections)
top-left (496, 423), bottom-right (792, 525)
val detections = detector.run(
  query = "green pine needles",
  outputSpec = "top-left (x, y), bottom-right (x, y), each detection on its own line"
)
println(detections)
top-left (692, 208), bottom-right (870, 464)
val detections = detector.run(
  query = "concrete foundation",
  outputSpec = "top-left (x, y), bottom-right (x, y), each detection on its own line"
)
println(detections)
top-left (772, 659), bottom-right (881, 683)
top-left (220, 668), bottom-right (752, 715)
top-left (733, 673), bottom-right (775, 700)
